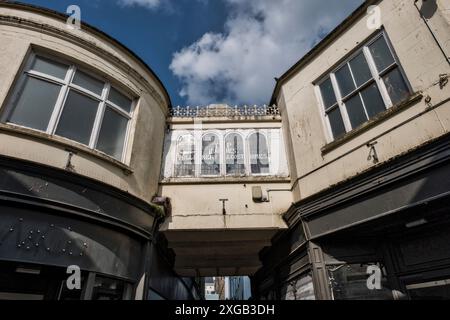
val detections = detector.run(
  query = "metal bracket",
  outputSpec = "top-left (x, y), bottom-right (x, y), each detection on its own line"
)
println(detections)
top-left (219, 199), bottom-right (229, 215)
top-left (367, 141), bottom-right (379, 164)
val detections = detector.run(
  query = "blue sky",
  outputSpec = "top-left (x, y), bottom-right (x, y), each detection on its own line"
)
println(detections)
top-left (18, 0), bottom-right (363, 106)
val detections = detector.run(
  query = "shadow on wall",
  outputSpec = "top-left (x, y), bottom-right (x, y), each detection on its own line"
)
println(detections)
top-left (420, 0), bottom-right (438, 19)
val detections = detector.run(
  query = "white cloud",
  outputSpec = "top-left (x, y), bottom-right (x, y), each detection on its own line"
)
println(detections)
top-left (170, 0), bottom-right (363, 106)
top-left (117, 0), bottom-right (161, 9)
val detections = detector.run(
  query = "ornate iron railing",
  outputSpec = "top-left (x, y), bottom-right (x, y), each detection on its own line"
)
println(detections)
top-left (169, 104), bottom-right (280, 118)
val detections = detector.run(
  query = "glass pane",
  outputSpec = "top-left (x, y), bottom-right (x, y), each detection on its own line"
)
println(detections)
top-left (72, 70), bottom-right (104, 96)
top-left (108, 87), bottom-right (132, 113)
top-left (55, 90), bottom-right (99, 145)
top-left (349, 53), bottom-right (372, 86)
top-left (361, 83), bottom-right (386, 119)
top-left (225, 134), bottom-right (245, 176)
top-left (96, 107), bottom-right (128, 160)
top-left (345, 94), bottom-right (368, 129)
top-left (92, 276), bottom-right (125, 301)
top-left (382, 67), bottom-right (410, 105)
top-left (335, 64), bottom-right (356, 97)
top-left (31, 56), bottom-right (68, 79)
top-left (8, 76), bottom-right (61, 131)
top-left (176, 135), bottom-right (195, 177)
top-left (281, 272), bottom-right (315, 301)
top-left (327, 107), bottom-right (346, 139)
top-left (328, 263), bottom-right (394, 300)
top-left (319, 78), bottom-right (337, 108)
top-left (369, 36), bottom-right (395, 72)
top-left (249, 133), bottom-right (269, 174)
top-left (201, 134), bottom-right (220, 175)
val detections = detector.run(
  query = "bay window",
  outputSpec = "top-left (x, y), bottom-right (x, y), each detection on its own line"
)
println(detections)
top-left (3, 53), bottom-right (135, 161)
top-left (317, 32), bottom-right (410, 141)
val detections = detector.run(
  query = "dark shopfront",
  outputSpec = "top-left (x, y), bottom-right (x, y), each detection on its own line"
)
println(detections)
top-left (253, 133), bottom-right (450, 300)
top-left (0, 156), bottom-right (200, 300)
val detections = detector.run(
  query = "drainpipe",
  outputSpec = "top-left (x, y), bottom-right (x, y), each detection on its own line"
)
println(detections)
top-left (414, 0), bottom-right (450, 66)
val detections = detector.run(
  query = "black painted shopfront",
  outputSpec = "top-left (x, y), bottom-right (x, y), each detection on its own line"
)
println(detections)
top-left (253, 133), bottom-right (450, 300)
top-left (0, 156), bottom-right (201, 300)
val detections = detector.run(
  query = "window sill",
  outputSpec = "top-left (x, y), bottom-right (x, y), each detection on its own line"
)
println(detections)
top-left (321, 92), bottom-right (424, 155)
top-left (0, 123), bottom-right (134, 175)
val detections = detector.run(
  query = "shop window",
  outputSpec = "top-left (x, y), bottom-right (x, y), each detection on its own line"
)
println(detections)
top-left (225, 133), bottom-right (245, 176)
top-left (201, 133), bottom-right (220, 176)
top-left (249, 133), bottom-right (270, 174)
top-left (281, 272), bottom-right (315, 300)
top-left (91, 276), bottom-right (126, 300)
top-left (2, 53), bottom-right (134, 161)
top-left (328, 263), bottom-right (394, 300)
top-left (175, 135), bottom-right (195, 177)
top-left (317, 32), bottom-right (410, 140)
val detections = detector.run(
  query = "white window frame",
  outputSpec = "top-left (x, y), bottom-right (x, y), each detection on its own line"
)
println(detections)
top-left (200, 132), bottom-right (221, 177)
top-left (224, 132), bottom-right (246, 177)
top-left (316, 31), bottom-right (411, 143)
top-left (2, 52), bottom-right (136, 163)
top-left (247, 131), bottom-right (271, 176)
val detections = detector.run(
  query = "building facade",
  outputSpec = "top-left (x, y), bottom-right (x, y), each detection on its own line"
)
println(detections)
top-left (0, 2), bottom-right (201, 300)
top-left (252, 0), bottom-right (450, 300)
top-left (0, 0), bottom-right (450, 301)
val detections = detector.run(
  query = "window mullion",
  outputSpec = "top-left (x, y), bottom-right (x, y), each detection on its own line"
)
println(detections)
top-left (90, 83), bottom-right (110, 149)
top-left (47, 65), bottom-right (75, 135)
top-left (330, 73), bottom-right (352, 132)
top-left (363, 46), bottom-right (393, 108)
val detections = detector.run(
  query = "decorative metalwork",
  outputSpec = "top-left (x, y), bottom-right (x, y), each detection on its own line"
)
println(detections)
top-left (169, 104), bottom-right (280, 118)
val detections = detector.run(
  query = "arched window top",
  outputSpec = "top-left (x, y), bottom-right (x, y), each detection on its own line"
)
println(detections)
top-left (201, 133), bottom-right (220, 176)
top-left (249, 132), bottom-right (269, 174)
top-left (175, 134), bottom-right (195, 177)
top-left (225, 133), bottom-right (245, 176)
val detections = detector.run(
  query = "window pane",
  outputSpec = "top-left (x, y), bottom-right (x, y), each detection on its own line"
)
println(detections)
top-left (31, 56), bottom-right (68, 79)
top-left (319, 78), bottom-right (337, 108)
top-left (97, 107), bottom-right (128, 160)
top-left (345, 94), bottom-right (368, 129)
top-left (382, 67), bottom-right (410, 105)
top-left (225, 134), bottom-right (245, 176)
top-left (108, 87), bottom-right (132, 113)
top-left (328, 263), bottom-right (394, 300)
top-left (369, 36), bottom-right (395, 72)
top-left (73, 70), bottom-right (104, 96)
top-left (361, 83), bottom-right (386, 118)
top-left (55, 90), bottom-right (98, 145)
top-left (335, 64), bottom-right (356, 97)
top-left (327, 107), bottom-right (346, 139)
top-left (202, 134), bottom-right (220, 176)
top-left (349, 53), bottom-right (372, 86)
top-left (176, 135), bottom-right (195, 177)
top-left (8, 77), bottom-right (61, 131)
top-left (249, 133), bottom-right (269, 174)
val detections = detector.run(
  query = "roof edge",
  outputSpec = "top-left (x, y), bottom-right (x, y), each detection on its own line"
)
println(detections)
top-left (0, 0), bottom-right (172, 108)
top-left (269, 0), bottom-right (380, 105)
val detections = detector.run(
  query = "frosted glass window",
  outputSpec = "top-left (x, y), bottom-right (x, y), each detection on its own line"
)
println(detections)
top-left (201, 134), bottom-right (220, 176)
top-left (225, 134), bottom-right (245, 175)
top-left (249, 133), bottom-right (269, 174)
top-left (176, 135), bottom-right (195, 177)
